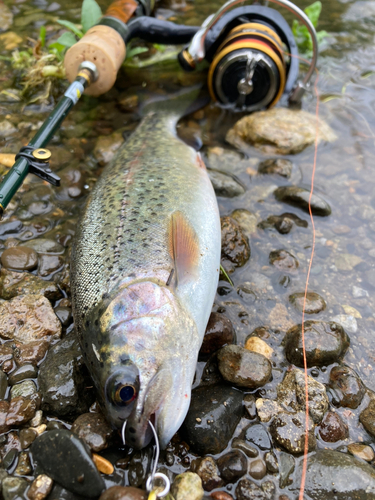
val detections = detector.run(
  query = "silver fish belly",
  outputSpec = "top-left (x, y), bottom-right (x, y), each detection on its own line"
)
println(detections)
top-left (71, 110), bottom-right (221, 448)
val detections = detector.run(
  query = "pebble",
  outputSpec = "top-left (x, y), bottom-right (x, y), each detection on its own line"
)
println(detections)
top-left (217, 450), bottom-right (247, 483)
top-left (230, 209), bottom-right (258, 236)
top-left (20, 428), bottom-right (37, 449)
top-left (217, 345), bottom-right (272, 388)
top-left (279, 452), bottom-right (295, 488)
top-left (9, 364), bottom-right (38, 385)
top-left (269, 249), bottom-right (299, 272)
top-left (0, 344), bottom-right (14, 373)
top-left (221, 216), bottom-right (250, 273)
top-left (31, 429), bottom-right (105, 497)
top-left (243, 394), bottom-right (257, 420)
top-left (259, 213), bottom-right (307, 234)
top-left (284, 320), bottom-right (350, 367)
top-left (182, 384), bottom-right (243, 455)
top-left (54, 306), bottom-right (72, 327)
top-left (28, 474), bottom-right (54, 500)
top-left (1, 247), bottom-right (38, 271)
top-left (0, 401), bottom-right (9, 433)
top-left (289, 292), bottom-right (326, 314)
top-left (10, 380), bottom-right (36, 399)
top-left (193, 457), bottom-right (223, 491)
top-left (256, 399), bottom-right (283, 423)
top-left (244, 337), bottom-right (273, 359)
top-left (360, 400), bottom-right (375, 438)
top-left (210, 493), bottom-right (234, 500)
top-left (99, 486), bottom-right (146, 499)
top-left (3, 449), bottom-right (17, 470)
top-left (0, 371), bottom-right (8, 399)
top-left (270, 411), bottom-right (316, 454)
top-left (226, 107), bottom-right (336, 155)
top-left (293, 449), bottom-right (375, 499)
top-left (352, 286), bottom-right (369, 298)
top-left (208, 170), bottom-right (245, 197)
top-left (0, 120), bottom-right (17, 137)
top-left (329, 365), bottom-right (366, 409)
top-left (92, 453), bottom-right (114, 475)
top-left (235, 478), bottom-right (271, 500)
top-left (199, 312), bottom-right (235, 357)
top-left (319, 411), bottom-right (349, 442)
top-left (21, 239), bottom-right (64, 255)
top-left (6, 396), bottom-right (37, 427)
top-left (94, 132), bottom-right (123, 166)
top-left (348, 443), bottom-right (375, 462)
top-left (71, 412), bottom-right (114, 452)
top-left (0, 220), bottom-right (23, 238)
top-left (14, 451), bottom-right (32, 475)
top-left (38, 254), bottom-right (64, 277)
top-left (232, 438), bottom-right (258, 458)
top-left (332, 314), bottom-right (358, 334)
top-left (0, 294), bottom-right (61, 343)
top-left (14, 340), bottom-right (49, 367)
top-left (244, 423), bottom-right (272, 451)
top-left (334, 253), bottom-right (362, 271)
top-left (171, 472), bottom-right (204, 500)
top-left (38, 333), bottom-right (94, 418)
top-left (274, 186), bottom-right (332, 216)
top-left (0, 268), bottom-right (61, 301)
top-left (249, 458), bottom-right (267, 480)
top-left (258, 158), bottom-right (293, 178)
top-left (264, 451), bottom-right (278, 474)
top-left (2, 476), bottom-right (28, 500)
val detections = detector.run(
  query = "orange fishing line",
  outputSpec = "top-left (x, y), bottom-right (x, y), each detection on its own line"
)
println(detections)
top-left (284, 52), bottom-right (320, 500)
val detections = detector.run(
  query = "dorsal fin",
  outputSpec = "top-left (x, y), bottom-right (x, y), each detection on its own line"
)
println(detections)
top-left (169, 211), bottom-right (199, 286)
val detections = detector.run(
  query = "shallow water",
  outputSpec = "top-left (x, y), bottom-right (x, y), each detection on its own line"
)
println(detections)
top-left (2, 0), bottom-right (375, 498)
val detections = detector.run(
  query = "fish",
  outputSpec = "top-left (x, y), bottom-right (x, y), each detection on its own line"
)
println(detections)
top-left (70, 88), bottom-right (221, 449)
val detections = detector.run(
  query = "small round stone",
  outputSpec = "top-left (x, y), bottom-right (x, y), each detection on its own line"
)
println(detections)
top-left (200, 312), bottom-right (235, 357)
top-left (1, 247), bottom-right (38, 271)
top-left (171, 472), bottom-right (204, 500)
top-left (232, 438), bottom-right (258, 458)
top-left (221, 216), bottom-right (250, 273)
top-left (217, 450), bottom-right (248, 483)
top-left (10, 379), bottom-right (36, 399)
top-left (270, 411), bottom-right (316, 454)
top-left (258, 158), bottom-right (292, 178)
top-left (329, 365), bottom-right (365, 409)
top-left (348, 443), bottom-right (375, 462)
top-left (244, 337), bottom-right (273, 359)
top-left (248, 458), bottom-right (266, 480)
top-left (28, 474), bottom-right (53, 500)
top-left (98, 486), bottom-right (147, 500)
top-left (193, 456), bottom-right (223, 491)
top-left (264, 451), bottom-right (278, 473)
top-left (19, 428), bottom-right (37, 449)
top-left (269, 249), bottom-right (299, 272)
top-left (289, 292), bottom-right (326, 314)
top-left (318, 411), bottom-right (348, 442)
top-left (9, 364), bottom-right (38, 385)
top-left (71, 412), bottom-right (114, 452)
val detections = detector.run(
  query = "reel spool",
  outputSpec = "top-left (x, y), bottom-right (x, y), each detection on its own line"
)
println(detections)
top-left (207, 22), bottom-right (287, 111)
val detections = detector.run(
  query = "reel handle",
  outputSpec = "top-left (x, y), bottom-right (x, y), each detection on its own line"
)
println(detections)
top-left (64, 0), bottom-right (140, 97)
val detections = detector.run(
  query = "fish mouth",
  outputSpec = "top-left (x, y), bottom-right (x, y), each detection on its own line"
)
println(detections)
top-left (125, 411), bottom-right (156, 449)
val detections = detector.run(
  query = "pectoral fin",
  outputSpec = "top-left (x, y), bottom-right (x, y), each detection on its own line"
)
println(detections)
top-left (169, 211), bottom-right (199, 286)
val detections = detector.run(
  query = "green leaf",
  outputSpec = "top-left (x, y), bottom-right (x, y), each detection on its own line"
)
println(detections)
top-left (126, 46), bottom-right (149, 59)
top-left (81, 0), bottom-right (102, 33)
top-left (57, 19), bottom-right (83, 38)
top-left (39, 26), bottom-right (46, 48)
top-left (305, 1), bottom-right (322, 28)
top-left (51, 31), bottom-right (77, 48)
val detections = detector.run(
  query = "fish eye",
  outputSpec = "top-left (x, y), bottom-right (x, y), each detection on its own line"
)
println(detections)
top-left (105, 367), bottom-right (139, 409)
top-left (114, 384), bottom-right (137, 406)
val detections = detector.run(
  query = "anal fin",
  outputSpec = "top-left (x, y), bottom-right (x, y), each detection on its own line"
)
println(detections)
top-left (169, 211), bottom-right (200, 287)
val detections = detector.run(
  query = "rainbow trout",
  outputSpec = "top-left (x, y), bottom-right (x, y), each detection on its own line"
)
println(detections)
top-left (71, 90), bottom-right (221, 449)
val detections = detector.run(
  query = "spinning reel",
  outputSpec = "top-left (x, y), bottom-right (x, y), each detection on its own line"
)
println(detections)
top-left (179, 0), bottom-right (318, 111)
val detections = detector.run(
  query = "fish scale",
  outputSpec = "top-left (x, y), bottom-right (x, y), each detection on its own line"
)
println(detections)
top-left (71, 100), bottom-right (221, 449)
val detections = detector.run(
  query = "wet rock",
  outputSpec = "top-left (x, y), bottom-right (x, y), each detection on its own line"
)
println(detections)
top-left (14, 340), bottom-right (49, 367)
top-left (94, 132), bottom-right (123, 166)
top-left (284, 321), bottom-right (350, 367)
top-left (243, 394), bottom-right (257, 420)
top-left (270, 411), bottom-right (316, 454)
top-left (0, 294), bottom-right (61, 344)
top-left (335, 253), bottom-right (363, 271)
top-left (54, 306), bottom-right (72, 328)
top-left (14, 450), bottom-right (32, 475)
top-left (6, 396), bottom-right (37, 427)
top-left (226, 107), bottom-right (336, 155)
top-left (329, 365), bottom-right (366, 409)
top-left (0, 1), bottom-right (13, 32)
top-left (193, 456), bottom-right (223, 491)
top-left (293, 449), bottom-right (375, 499)
top-left (208, 170), bottom-right (245, 197)
top-left (38, 254), bottom-right (64, 277)
top-left (332, 314), bottom-right (357, 334)
top-left (217, 345), bottom-right (272, 389)
top-left (1, 246), bottom-right (38, 271)
top-left (2, 476), bottom-right (28, 500)
top-left (277, 368), bottom-right (329, 424)
top-left (264, 451), bottom-right (278, 474)
top-left (249, 458), bottom-right (266, 480)
top-left (210, 493), bottom-right (234, 500)
top-left (199, 312), bottom-right (235, 357)
top-left (199, 353), bottom-right (223, 387)
top-left (352, 286), bottom-right (369, 298)
top-left (230, 209), bottom-right (258, 236)
top-left (0, 120), bottom-right (16, 137)
top-left (0, 220), bottom-right (23, 238)
top-left (221, 216), bottom-right (250, 273)
top-left (99, 486), bottom-right (147, 500)
top-left (28, 474), bottom-right (54, 500)
top-left (244, 337), bottom-right (273, 359)
top-left (274, 186), bottom-right (331, 216)
top-left (31, 429), bottom-right (105, 497)
top-left (256, 399), bottom-right (283, 423)
top-left (258, 158), bottom-right (293, 178)
top-left (289, 292), bottom-right (326, 314)
top-left (21, 239), bottom-right (64, 255)
top-left (0, 344), bottom-right (13, 373)
top-left (0, 401), bottom-right (9, 433)
top-left (319, 411), bottom-right (348, 442)
top-left (20, 428), bottom-right (37, 450)
top-left (244, 424), bottom-right (272, 451)
top-left (0, 268), bottom-right (61, 301)
top-left (348, 443), bottom-right (375, 462)
top-left (259, 213), bottom-right (308, 234)
top-left (171, 472), bottom-right (204, 500)
top-left (235, 478), bottom-right (270, 500)
top-left (71, 412), bottom-right (114, 452)
top-left (38, 334), bottom-right (94, 418)
top-left (3, 449), bottom-right (17, 470)
top-left (10, 380), bottom-right (36, 399)
top-left (269, 249), bottom-right (299, 272)
top-left (181, 384), bottom-right (243, 455)
top-left (232, 438), bottom-right (258, 458)
top-left (279, 452), bottom-right (295, 488)
top-left (0, 370), bottom-right (7, 399)
top-left (217, 450), bottom-right (247, 484)
top-left (9, 364), bottom-right (37, 385)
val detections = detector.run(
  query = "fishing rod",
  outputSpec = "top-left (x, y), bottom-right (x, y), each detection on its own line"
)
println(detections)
top-left (0, 0), bottom-right (318, 218)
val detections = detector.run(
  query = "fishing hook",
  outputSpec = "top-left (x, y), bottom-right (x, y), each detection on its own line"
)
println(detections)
top-left (121, 420), bottom-right (170, 498)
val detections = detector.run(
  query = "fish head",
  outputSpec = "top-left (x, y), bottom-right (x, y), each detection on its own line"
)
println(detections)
top-left (96, 281), bottom-right (199, 449)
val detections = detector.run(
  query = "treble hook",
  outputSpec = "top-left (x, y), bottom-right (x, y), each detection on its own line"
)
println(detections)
top-left (122, 420), bottom-right (170, 499)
